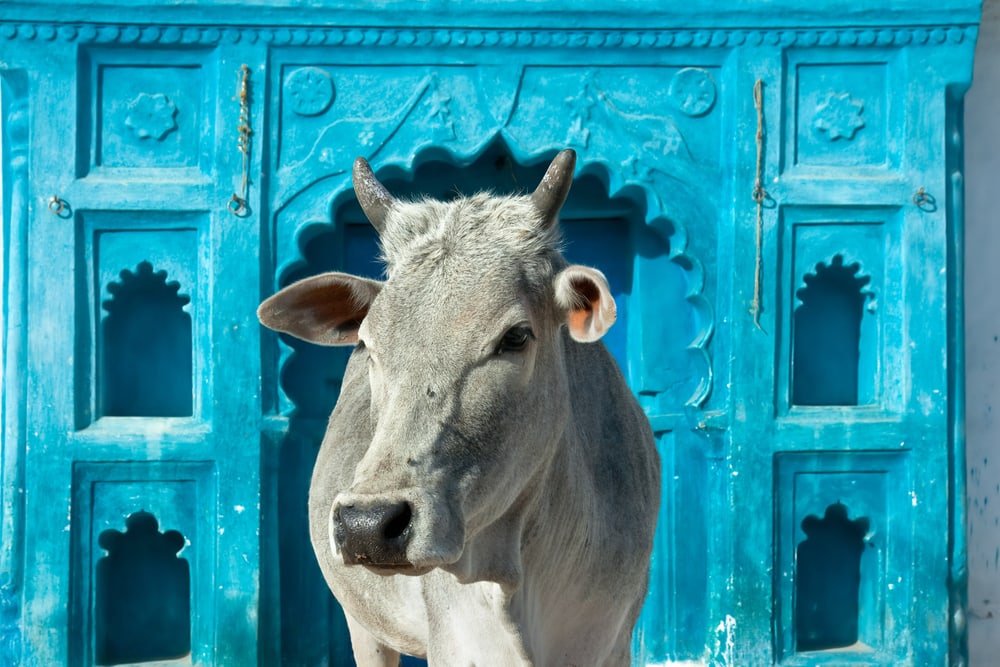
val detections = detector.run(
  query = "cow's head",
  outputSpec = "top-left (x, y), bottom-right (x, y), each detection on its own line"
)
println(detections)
top-left (258, 150), bottom-right (616, 582)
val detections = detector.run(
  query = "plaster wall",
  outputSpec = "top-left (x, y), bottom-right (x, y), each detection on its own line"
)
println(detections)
top-left (965, 0), bottom-right (1000, 663)
top-left (0, 4), bottom-right (989, 663)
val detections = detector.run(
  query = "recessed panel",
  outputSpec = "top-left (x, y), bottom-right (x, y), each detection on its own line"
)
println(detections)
top-left (777, 207), bottom-right (904, 417)
top-left (75, 212), bottom-right (209, 427)
top-left (98, 65), bottom-right (203, 168)
top-left (774, 451), bottom-right (912, 664)
top-left (791, 224), bottom-right (882, 407)
top-left (70, 461), bottom-right (216, 667)
top-left (796, 63), bottom-right (888, 167)
top-left (97, 229), bottom-right (197, 419)
top-left (79, 49), bottom-right (216, 177)
top-left (784, 51), bottom-right (901, 175)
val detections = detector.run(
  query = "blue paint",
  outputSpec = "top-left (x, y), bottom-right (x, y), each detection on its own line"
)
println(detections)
top-left (0, 1), bottom-right (979, 665)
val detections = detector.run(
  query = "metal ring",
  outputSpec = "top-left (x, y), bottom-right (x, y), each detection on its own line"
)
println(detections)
top-left (228, 194), bottom-right (247, 215)
top-left (48, 195), bottom-right (66, 215)
top-left (912, 187), bottom-right (937, 212)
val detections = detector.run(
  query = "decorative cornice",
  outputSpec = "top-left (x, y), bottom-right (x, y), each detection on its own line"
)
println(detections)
top-left (0, 22), bottom-right (979, 48)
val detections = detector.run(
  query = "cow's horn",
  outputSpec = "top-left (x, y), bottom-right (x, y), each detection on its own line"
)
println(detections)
top-left (530, 149), bottom-right (576, 228)
top-left (353, 157), bottom-right (396, 235)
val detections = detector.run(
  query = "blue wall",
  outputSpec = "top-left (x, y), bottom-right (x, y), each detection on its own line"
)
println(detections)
top-left (0, 2), bottom-right (980, 664)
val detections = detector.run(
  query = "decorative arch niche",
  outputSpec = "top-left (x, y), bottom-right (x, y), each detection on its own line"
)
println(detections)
top-left (792, 254), bottom-right (875, 406)
top-left (100, 261), bottom-right (192, 417)
top-left (272, 140), bottom-right (713, 420)
top-left (95, 510), bottom-right (190, 665)
top-left (795, 501), bottom-right (872, 652)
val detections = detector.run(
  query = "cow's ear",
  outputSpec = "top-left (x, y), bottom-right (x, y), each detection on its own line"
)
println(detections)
top-left (554, 265), bottom-right (616, 343)
top-left (257, 273), bottom-right (382, 346)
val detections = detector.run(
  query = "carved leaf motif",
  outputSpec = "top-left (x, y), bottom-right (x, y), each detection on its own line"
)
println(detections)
top-left (813, 92), bottom-right (865, 141)
top-left (274, 75), bottom-right (437, 206)
top-left (565, 81), bottom-right (597, 148)
top-left (124, 92), bottom-right (178, 141)
top-left (563, 72), bottom-right (692, 170)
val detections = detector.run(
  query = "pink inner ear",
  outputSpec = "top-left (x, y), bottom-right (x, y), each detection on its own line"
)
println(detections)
top-left (567, 308), bottom-right (593, 334)
top-left (566, 277), bottom-right (601, 337)
top-left (554, 265), bottom-right (615, 342)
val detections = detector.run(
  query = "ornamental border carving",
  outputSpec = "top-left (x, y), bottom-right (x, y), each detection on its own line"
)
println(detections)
top-left (0, 22), bottom-right (978, 48)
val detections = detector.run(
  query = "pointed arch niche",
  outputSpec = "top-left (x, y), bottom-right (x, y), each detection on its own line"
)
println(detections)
top-left (269, 139), bottom-right (714, 422)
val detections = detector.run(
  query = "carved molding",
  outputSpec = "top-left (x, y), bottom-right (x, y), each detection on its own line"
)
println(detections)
top-left (0, 77), bottom-right (28, 667)
top-left (5, 95), bottom-right (27, 175)
top-left (0, 22), bottom-right (978, 48)
top-left (0, 575), bottom-right (20, 667)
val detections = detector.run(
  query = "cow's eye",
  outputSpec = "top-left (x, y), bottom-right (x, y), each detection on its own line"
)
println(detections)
top-left (496, 326), bottom-right (533, 354)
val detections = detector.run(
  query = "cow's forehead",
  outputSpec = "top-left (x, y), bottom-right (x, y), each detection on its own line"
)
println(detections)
top-left (366, 248), bottom-right (539, 343)
top-left (378, 193), bottom-right (560, 279)
top-left (362, 192), bottom-right (562, 346)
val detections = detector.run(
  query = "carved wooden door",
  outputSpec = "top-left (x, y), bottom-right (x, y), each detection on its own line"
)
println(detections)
top-left (5, 41), bottom-right (265, 665)
top-left (264, 54), bottom-right (724, 664)
top-left (0, 4), bottom-right (980, 666)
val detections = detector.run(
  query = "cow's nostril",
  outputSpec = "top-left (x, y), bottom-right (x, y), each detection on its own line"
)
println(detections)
top-left (335, 500), bottom-right (413, 567)
top-left (383, 502), bottom-right (412, 541)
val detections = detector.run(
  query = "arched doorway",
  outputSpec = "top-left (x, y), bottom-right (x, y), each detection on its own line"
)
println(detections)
top-left (272, 142), bottom-right (708, 664)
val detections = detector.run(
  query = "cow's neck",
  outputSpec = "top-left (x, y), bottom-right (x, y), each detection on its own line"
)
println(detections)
top-left (435, 424), bottom-right (591, 664)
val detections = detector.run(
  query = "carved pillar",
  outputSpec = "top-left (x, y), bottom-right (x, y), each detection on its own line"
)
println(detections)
top-left (0, 71), bottom-right (28, 667)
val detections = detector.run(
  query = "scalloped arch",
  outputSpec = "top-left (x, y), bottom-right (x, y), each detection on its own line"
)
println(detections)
top-left (794, 253), bottom-right (877, 311)
top-left (273, 137), bottom-right (715, 411)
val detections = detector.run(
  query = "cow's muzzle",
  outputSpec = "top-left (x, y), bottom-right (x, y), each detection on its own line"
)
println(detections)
top-left (333, 500), bottom-right (413, 568)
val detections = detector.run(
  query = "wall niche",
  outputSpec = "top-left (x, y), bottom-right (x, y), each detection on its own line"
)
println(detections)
top-left (795, 501), bottom-right (871, 652)
top-left (100, 261), bottom-right (192, 417)
top-left (792, 254), bottom-right (874, 406)
top-left (95, 510), bottom-right (190, 665)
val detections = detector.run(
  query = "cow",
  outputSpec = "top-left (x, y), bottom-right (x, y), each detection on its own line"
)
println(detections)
top-left (257, 149), bottom-right (661, 666)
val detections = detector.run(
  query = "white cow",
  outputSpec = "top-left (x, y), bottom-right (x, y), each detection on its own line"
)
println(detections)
top-left (258, 150), bottom-right (660, 666)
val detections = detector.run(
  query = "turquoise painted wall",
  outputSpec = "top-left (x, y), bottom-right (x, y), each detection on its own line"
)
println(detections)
top-left (0, 2), bottom-right (980, 664)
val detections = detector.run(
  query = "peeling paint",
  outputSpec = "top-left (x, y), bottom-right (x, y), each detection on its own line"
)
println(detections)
top-left (711, 615), bottom-right (736, 666)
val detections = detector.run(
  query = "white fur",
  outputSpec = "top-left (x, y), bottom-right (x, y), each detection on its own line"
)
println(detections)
top-left (259, 154), bottom-right (659, 666)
